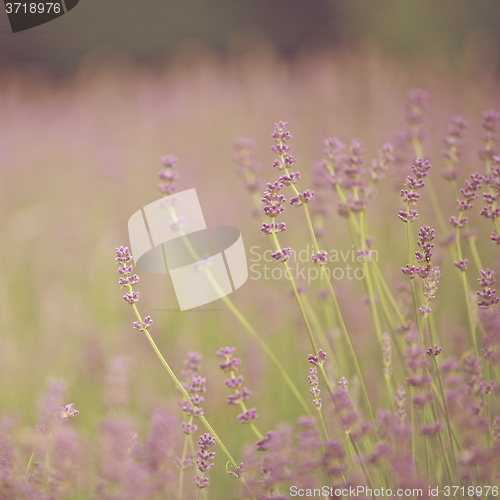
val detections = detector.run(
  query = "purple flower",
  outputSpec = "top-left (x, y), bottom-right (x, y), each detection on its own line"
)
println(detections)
top-left (160, 155), bottom-right (178, 168)
top-left (480, 205), bottom-right (500, 219)
top-left (401, 189), bottom-right (420, 203)
top-left (312, 251), bottom-right (329, 265)
top-left (198, 433), bottom-right (216, 450)
top-left (60, 403), bottom-right (79, 420)
top-left (407, 374), bottom-right (432, 387)
top-left (237, 408), bottom-right (257, 423)
top-left (263, 204), bottom-right (285, 217)
top-left (426, 345), bottom-right (442, 359)
top-left (189, 395), bottom-right (204, 406)
top-left (454, 260), bottom-right (468, 272)
top-left (261, 222), bottom-right (286, 234)
top-left (271, 247), bottom-right (292, 262)
top-left (478, 269), bottom-right (500, 308)
top-left (181, 422), bottom-right (198, 435)
top-left (398, 209), bottom-right (419, 223)
top-left (197, 450), bottom-right (216, 461)
top-left (421, 421), bottom-right (444, 436)
top-left (115, 246), bottom-right (133, 263)
top-left (225, 376), bottom-right (243, 388)
top-left (339, 377), bottom-right (348, 393)
top-left (229, 463), bottom-right (245, 478)
top-left (158, 183), bottom-right (177, 194)
top-left (481, 109), bottom-right (500, 132)
top-left (184, 352), bottom-right (202, 372)
top-left (193, 475), bottom-right (210, 489)
top-left (290, 189), bottom-right (315, 205)
top-left (216, 346), bottom-right (236, 357)
top-left (450, 215), bottom-right (468, 228)
top-left (169, 216), bottom-right (187, 231)
top-left (132, 316), bottom-right (153, 330)
top-left (117, 265), bottom-right (133, 275)
top-left (402, 264), bottom-right (418, 278)
top-left (189, 376), bottom-right (206, 394)
top-left (256, 431), bottom-right (277, 451)
top-left (196, 460), bottom-right (214, 472)
top-left (279, 172), bottom-right (300, 185)
top-left (406, 89), bottom-right (428, 125)
top-left (158, 170), bottom-right (179, 181)
top-left (123, 292), bottom-right (140, 304)
top-left (219, 358), bottom-right (241, 371)
top-left (479, 268), bottom-right (496, 287)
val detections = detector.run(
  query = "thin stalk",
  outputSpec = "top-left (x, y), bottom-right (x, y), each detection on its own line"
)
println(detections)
top-left (469, 238), bottom-right (484, 275)
top-left (372, 261), bottom-right (406, 326)
top-left (25, 450), bottom-right (35, 481)
top-left (129, 296), bottom-right (256, 499)
top-left (229, 366), bottom-right (263, 440)
top-left (433, 357), bottom-right (458, 480)
top-left (177, 421), bottom-right (192, 500)
top-left (282, 155), bottom-right (375, 424)
top-left (168, 207), bottom-right (312, 416)
top-left (220, 294), bottom-right (312, 415)
top-left (455, 226), bottom-right (478, 355)
top-left (410, 387), bottom-right (417, 472)
top-left (487, 363), bottom-right (492, 450)
top-left (317, 408), bottom-right (329, 441)
top-left (411, 137), bottom-right (449, 237)
top-left (430, 400), bottom-right (453, 484)
top-left (406, 220), bottom-right (421, 332)
top-left (348, 433), bottom-right (375, 496)
top-left (270, 228), bottom-right (335, 398)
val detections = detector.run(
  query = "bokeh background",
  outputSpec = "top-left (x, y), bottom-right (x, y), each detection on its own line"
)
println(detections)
top-left (1, 1), bottom-right (500, 497)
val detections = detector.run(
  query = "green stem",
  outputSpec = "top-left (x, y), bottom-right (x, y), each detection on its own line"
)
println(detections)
top-left (229, 367), bottom-right (263, 440)
top-left (433, 357), bottom-right (458, 481)
top-left (455, 226), bottom-right (478, 356)
top-left (372, 261), bottom-right (406, 326)
top-left (317, 408), bottom-right (329, 441)
top-left (349, 433), bottom-right (375, 496)
top-left (177, 420), bottom-right (192, 500)
top-left (468, 238), bottom-right (484, 275)
top-left (220, 294), bottom-right (312, 415)
top-left (407, 221), bottom-right (421, 332)
top-left (169, 206), bottom-right (312, 416)
top-left (430, 400), bottom-right (453, 484)
top-left (128, 297), bottom-right (256, 499)
top-left (25, 450), bottom-right (35, 481)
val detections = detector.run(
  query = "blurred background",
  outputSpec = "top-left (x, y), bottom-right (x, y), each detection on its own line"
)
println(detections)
top-left (1, 1), bottom-right (500, 497)
top-left (1, 0), bottom-right (500, 76)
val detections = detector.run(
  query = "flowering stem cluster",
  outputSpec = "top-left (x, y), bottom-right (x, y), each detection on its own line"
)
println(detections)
top-left (193, 433), bottom-right (216, 494)
top-left (176, 352), bottom-right (205, 500)
top-left (217, 347), bottom-right (262, 439)
top-left (308, 350), bottom-right (329, 440)
top-left (264, 122), bottom-right (376, 428)
top-left (115, 246), bottom-right (255, 498)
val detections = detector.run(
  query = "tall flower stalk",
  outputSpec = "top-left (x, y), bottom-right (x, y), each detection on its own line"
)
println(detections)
top-left (115, 246), bottom-right (255, 499)
top-left (157, 157), bottom-right (312, 416)
top-left (267, 122), bottom-right (376, 426)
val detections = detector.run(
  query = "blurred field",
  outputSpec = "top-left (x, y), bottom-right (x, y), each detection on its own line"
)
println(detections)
top-left (0, 43), bottom-right (499, 497)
